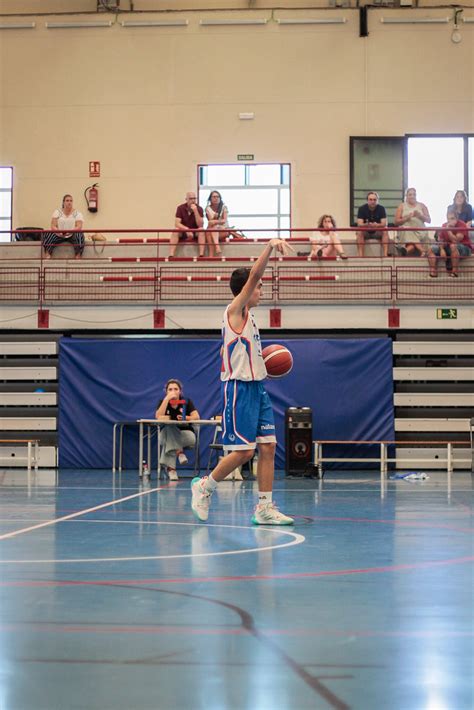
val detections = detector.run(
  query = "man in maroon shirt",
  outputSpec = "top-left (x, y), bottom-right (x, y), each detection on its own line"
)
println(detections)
top-left (171, 192), bottom-right (205, 258)
top-left (428, 210), bottom-right (472, 277)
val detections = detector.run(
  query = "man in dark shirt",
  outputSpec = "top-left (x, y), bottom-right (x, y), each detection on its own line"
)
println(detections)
top-left (356, 191), bottom-right (389, 258)
top-left (171, 192), bottom-right (205, 258)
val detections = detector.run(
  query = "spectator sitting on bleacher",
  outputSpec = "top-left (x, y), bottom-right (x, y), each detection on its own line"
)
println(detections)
top-left (394, 187), bottom-right (431, 257)
top-left (428, 209), bottom-right (472, 278)
top-left (172, 192), bottom-right (205, 258)
top-left (155, 378), bottom-right (200, 480)
top-left (43, 194), bottom-right (85, 259)
top-left (448, 190), bottom-right (472, 227)
top-left (205, 190), bottom-right (228, 258)
top-left (310, 215), bottom-right (348, 260)
top-left (356, 191), bottom-right (389, 258)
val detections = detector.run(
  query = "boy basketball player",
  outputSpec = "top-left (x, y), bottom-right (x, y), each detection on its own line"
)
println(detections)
top-left (191, 238), bottom-right (294, 525)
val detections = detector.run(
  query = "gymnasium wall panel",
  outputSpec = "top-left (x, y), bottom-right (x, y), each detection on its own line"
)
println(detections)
top-left (59, 337), bottom-right (394, 470)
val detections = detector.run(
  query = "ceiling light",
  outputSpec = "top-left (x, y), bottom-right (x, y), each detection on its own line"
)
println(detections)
top-left (380, 16), bottom-right (449, 24)
top-left (277, 18), bottom-right (347, 25)
top-left (199, 18), bottom-right (267, 26)
top-left (0, 22), bottom-right (35, 30)
top-left (45, 21), bottom-right (113, 29)
top-left (120, 19), bottom-right (188, 27)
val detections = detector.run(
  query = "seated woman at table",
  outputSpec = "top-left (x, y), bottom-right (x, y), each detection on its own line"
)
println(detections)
top-left (155, 378), bottom-right (200, 480)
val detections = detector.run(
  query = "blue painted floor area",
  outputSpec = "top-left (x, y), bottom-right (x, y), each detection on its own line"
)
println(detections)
top-left (0, 469), bottom-right (472, 710)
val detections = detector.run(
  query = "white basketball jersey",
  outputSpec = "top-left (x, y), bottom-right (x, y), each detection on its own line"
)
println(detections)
top-left (220, 305), bottom-right (267, 382)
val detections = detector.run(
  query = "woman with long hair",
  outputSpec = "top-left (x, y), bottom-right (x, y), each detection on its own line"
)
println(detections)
top-left (155, 379), bottom-right (200, 480)
top-left (448, 190), bottom-right (472, 227)
top-left (310, 214), bottom-right (348, 259)
top-left (205, 190), bottom-right (229, 257)
top-left (43, 194), bottom-right (85, 259)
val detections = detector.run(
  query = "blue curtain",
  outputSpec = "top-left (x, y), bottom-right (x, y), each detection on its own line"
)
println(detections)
top-left (59, 337), bottom-right (394, 470)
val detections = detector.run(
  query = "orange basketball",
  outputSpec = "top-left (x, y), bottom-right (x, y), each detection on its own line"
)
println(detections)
top-left (262, 344), bottom-right (293, 378)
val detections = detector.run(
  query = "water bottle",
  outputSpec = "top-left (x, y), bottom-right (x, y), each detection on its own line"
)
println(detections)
top-left (142, 459), bottom-right (149, 477)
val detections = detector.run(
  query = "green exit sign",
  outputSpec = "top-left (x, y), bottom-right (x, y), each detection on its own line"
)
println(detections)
top-left (237, 154), bottom-right (254, 161)
top-left (437, 308), bottom-right (457, 320)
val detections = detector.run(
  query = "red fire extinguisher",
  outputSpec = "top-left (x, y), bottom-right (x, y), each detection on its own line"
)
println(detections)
top-left (85, 183), bottom-right (99, 213)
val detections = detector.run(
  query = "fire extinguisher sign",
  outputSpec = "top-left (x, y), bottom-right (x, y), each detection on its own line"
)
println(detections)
top-left (89, 161), bottom-right (100, 178)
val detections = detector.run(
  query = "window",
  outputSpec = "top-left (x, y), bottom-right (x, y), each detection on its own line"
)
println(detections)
top-left (198, 163), bottom-right (290, 239)
top-left (350, 138), bottom-right (404, 225)
top-left (407, 137), bottom-right (464, 226)
top-left (0, 167), bottom-right (13, 243)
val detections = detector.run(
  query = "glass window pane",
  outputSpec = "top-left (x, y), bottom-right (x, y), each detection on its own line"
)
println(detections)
top-left (280, 188), bottom-right (290, 214)
top-left (233, 216), bottom-right (279, 231)
top-left (408, 137), bottom-right (464, 226)
top-left (213, 188), bottom-right (278, 215)
top-left (281, 164), bottom-right (290, 186)
top-left (205, 165), bottom-right (245, 186)
top-left (0, 218), bottom-right (11, 243)
top-left (352, 138), bottom-right (404, 225)
top-left (0, 194), bottom-right (12, 218)
top-left (0, 168), bottom-right (12, 189)
top-left (248, 164), bottom-right (281, 186)
top-left (280, 216), bottom-right (290, 229)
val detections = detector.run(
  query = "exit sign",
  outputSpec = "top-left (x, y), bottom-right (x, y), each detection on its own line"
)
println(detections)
top-left (237, 154), bottom-right (254, 161)
top-left (437, 308), bottom-right (457, 320)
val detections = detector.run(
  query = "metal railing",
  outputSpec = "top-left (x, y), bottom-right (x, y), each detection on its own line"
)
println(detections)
top-left (0, 227), bottom-right (472, 305)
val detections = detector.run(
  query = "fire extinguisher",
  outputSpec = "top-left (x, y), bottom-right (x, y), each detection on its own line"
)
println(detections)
top-left (84, 183), bottom-right (99, 213)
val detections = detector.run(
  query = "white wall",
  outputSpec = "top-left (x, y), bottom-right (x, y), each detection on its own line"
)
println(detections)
top-left (0, 5), bottom-right (472, 233)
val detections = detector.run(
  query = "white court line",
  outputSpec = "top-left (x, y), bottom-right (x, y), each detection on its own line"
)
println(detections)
top-left (0, 520), bottom-right (306, 564)
top-left (0, 486), bottom-right (165, 541)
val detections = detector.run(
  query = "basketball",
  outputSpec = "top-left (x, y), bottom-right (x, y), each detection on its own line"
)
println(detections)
top-left (262, 344), bottom-right (293, 378)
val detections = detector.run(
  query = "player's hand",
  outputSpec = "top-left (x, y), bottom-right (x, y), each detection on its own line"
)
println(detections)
top-left (269, 238), bottom-right (295, 256)
top-left (177, 414), bottom-right (186, 421)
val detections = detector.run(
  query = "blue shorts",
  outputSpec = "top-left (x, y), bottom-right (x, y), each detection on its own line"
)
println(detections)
top-left (432, 244), bottom-right (472, 258)
top-left (221, 380), bottom-right (276, 450)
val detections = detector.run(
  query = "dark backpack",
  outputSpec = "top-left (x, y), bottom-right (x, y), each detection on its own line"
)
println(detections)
top-left (15, 227), bottom-right (44, 242)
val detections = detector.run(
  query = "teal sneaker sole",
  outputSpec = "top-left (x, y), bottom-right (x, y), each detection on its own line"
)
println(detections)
top-left (251, 515), bottom-right (294, 526)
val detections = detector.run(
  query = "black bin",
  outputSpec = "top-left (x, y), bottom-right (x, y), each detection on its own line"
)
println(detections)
top-left (285, 407), bottom-right (313, 475)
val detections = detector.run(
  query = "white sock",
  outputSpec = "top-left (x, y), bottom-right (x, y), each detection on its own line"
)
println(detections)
top-left (205, 475), bottom-right (218, 493)
top-left (258, 492), bottom-right (272, 504)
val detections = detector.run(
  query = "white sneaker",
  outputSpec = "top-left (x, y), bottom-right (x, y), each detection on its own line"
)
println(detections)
top-left (178, 452), bottom-right (188, 465)
top-left (167, 468), bottom-right (179, 481)
top-left (191, 476), bottom-right (213, 522)
top-left (252, 502), bottom-right (294, 526)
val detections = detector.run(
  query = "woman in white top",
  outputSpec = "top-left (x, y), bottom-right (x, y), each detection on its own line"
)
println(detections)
top-left (394, 187), bottom-right (431, 256)
top-left (205, 190), bottom-right (228, 257)
top-left (310, 214), bottom-right (348, 259)
top-left (43, 194), bottom-right (85, 259)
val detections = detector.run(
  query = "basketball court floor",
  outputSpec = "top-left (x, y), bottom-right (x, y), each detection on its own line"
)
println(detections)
top-left (0, 469), bottom-right (472, 710)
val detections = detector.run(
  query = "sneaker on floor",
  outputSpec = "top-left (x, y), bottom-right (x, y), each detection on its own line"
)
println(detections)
top-left (178, 452), bottom-right (188, 465)
top-left (252, 502), bottom-right (294, 526)
top-left (167, 468), bottom-right (179, 481)
top-left (191, 476), bottom-right (213, 522)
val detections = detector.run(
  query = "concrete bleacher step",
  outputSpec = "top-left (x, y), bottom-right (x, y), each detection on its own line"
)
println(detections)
top-left (393, 367), bottom-right (474, 381)
top-left (394, 393), bottom-right (473, 406)
top-left (395, 418), bottom-right (471, 433)
top-left (393, 341), bottom-right (474, 356)
top-left (0, 336), bottom-right (60, 466)
top-left (0, 392), bottom-right (57, 406)
top-left (0, 341), bottom-right (58, 356)
top-left (394, 447), bottom-right (471, 470)
top-left (393, 333), bottom-right (474, 470)
top-left (0, 367), bottom-right (57, 381)
top-left (0, 417), bottom-right (57, 431)
top-left (0, 444), bottom-right (57, 468)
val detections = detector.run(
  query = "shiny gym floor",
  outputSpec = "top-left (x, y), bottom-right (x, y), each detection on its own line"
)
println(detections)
top-left (0, 469), bottom-right (472, 710)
